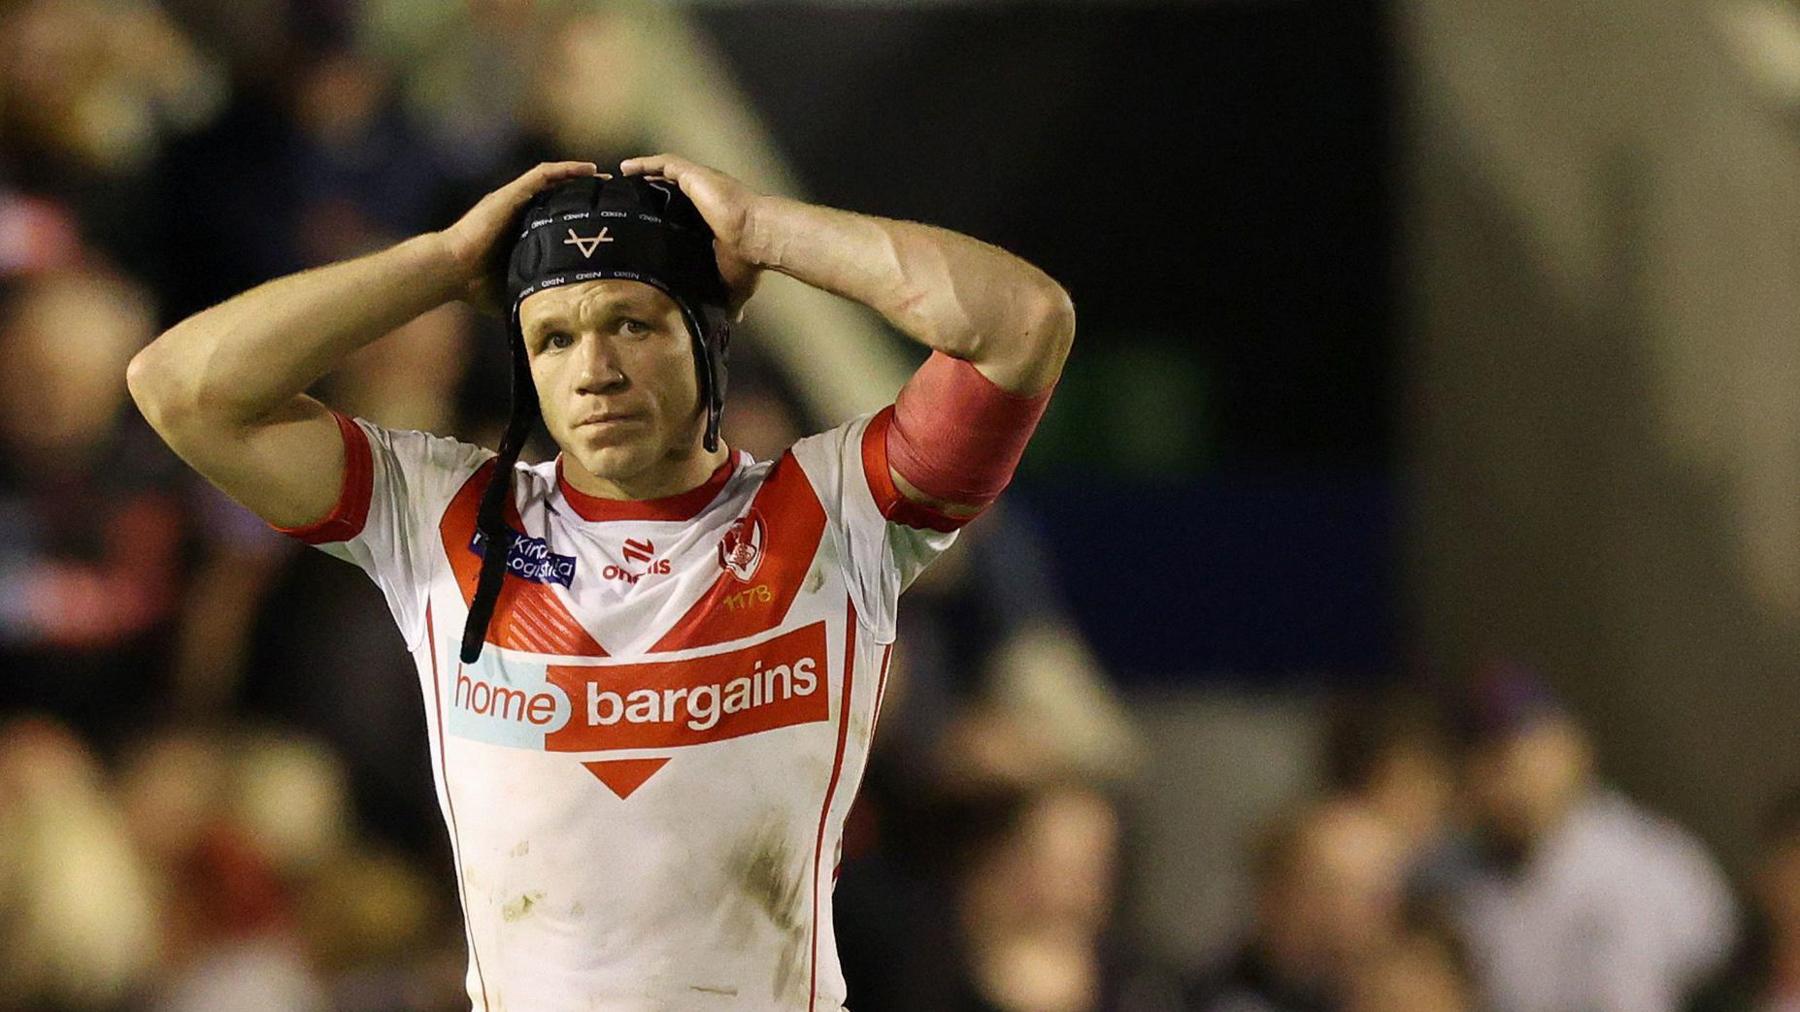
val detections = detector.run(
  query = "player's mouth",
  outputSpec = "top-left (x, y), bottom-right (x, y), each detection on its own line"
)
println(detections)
top-left (576, 411), bottom-right (643, 429)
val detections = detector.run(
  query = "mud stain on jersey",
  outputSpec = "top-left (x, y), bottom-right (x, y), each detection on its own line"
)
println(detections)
top-left (689, 984), bottom-right (740, 997)
top-left (773, 934), bottom-right (809, 1007)
top-left (509, 840), bottom-right (530, 857)
top-left (813, 535), bottom-right (839, 574)
top-left (501, 890), bottom-right (545, 922)
top-left (727, 820), bottom-right (810, 1004)
top-left (730, 822), bottom-right (803, 932)
top-left (802, 564), bottom-right (825, 595)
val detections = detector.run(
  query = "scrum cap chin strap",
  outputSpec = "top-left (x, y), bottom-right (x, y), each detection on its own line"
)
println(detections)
top-left (459, 173), bottom-right (732, 664)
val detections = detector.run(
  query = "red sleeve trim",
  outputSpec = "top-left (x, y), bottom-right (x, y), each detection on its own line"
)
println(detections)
top-left (860, 406), bottom-right (974, 533)
top-left (271, 411), bottom-right (374, 544)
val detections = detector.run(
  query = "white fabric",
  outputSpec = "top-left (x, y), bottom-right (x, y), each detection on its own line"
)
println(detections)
top-left (1453, 790), bottom-right (1737, 1012)
top-left (314, 411), bottom-right (956, 1011)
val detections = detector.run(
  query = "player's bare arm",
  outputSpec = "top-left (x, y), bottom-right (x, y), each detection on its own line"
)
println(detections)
top-left (621, 153), bottom-right (1073, 517)
top-left (123, 161), bottom-right (1046, 1007)
top-left (620, 154), bottom-right (1073, 394)
top-left (126, 160), bottom-right (599, 527)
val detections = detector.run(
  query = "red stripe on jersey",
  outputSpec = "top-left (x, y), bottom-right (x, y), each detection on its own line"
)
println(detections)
top-left (273, 411), bottom-right (374, 544)
top-left (426, 605), bottom-right (491, 1009)
top-left (556, 452), bottom-right (738, 522)
top-left (860, 405), bottom-right (971, 533)
top-left (439, 461), bottom-right (608, 657)
top-left (808, 596), bottom-right (857, 1012)
top-left (871, 642), bottom-right (895, 738)
top-left (648, 451), bottom-right (827, 653)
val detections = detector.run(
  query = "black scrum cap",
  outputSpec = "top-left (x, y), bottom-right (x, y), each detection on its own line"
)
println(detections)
top-left (459, 173), bottom-right (733, 664)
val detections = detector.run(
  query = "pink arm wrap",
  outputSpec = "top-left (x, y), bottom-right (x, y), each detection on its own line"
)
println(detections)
top-left (865, 351), bottom-right (1055, 529)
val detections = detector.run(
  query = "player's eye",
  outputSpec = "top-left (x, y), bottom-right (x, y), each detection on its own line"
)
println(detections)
top-left (545, 330), bottom-right (575, 350)
top-left (620, 318), bottom-right (652, 337)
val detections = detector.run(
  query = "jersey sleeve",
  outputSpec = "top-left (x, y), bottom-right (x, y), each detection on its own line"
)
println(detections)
top-left (788, 408), bottom-right (967, 645)
top-left (271, 412), bottom-right (492, 650)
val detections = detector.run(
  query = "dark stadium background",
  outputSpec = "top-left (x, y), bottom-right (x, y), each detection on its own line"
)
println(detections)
top-left (6, 0), bottom-right (1800, 1009)
top-left (710, 1), bottom-right (1398, 682)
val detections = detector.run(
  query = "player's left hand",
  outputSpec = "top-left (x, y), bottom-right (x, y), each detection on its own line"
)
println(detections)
top-left (619, 153), bottom-right (764, 317)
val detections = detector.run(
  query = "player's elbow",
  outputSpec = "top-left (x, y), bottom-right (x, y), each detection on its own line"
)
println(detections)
top-left (1022, 278), bottom-right (1075, 363)
top-left (1039, 280), bottom-right (1076, 341)
top-left (127, 335), bottom-right (213, 439)
top-left (963, 279), bottom-right (1074, 397)
top-left (127, 340), bottom-right (179, 427)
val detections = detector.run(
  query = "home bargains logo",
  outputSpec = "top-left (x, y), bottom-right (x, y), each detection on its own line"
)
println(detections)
top-left (470, 528), bottom-right (576, 588)
top-left (545, 621), bottom-right (827, 751)
top-left (444, 621), bottom-right (829, 754)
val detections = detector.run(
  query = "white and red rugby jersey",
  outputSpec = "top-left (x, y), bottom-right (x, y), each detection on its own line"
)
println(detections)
top-left (282, 407), bottom-right (964, 1011)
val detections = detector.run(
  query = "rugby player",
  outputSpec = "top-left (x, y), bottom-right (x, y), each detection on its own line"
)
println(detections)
top-left (127, 155), bottom-right (1072, 1010)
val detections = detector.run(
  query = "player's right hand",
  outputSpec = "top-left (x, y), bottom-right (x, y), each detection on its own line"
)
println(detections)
top-left (439, 160), bottom-right (599, 315)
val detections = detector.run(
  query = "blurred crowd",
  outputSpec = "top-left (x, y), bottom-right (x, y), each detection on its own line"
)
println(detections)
top-left (2, 2), bottom-right (1797, 1012)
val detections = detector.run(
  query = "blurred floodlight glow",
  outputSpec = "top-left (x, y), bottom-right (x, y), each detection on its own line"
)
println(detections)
top-left (1717, 0), bottom-right (1800, 105)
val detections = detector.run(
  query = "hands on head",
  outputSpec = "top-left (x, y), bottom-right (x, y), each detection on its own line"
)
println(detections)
top-left (440, 156), bottom-right (764, 319)
top-left (620, 153), bottom-right (764, 317)
top-left (439, 160), bottom-right (599, 314)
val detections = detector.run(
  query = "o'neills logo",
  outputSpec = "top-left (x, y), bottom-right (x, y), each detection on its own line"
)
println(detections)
top-left (541, 621), bottom-right (828, 751)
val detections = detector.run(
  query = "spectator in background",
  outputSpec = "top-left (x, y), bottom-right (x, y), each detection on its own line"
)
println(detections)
top-left (953, 784), bottom-right (1116, 1011)
top-left (0, 718), bottom-right (159, 1009)
top-left (0, 187), bottom-right (82, 275)
top-left (1690, 787), bottom-right (1800, 1012)
top-left (1443, 662), bottom-right (1736, 1012)
top-left (1343, 927), bottom-right (1474, 1012)
top-left (1322, 686), bottom-right (1477, 946)
top-left (0, 0), bottom-right (222, 180)
top-left (1188, 799), bottom-right (1408, 1012)
top-left (135, 731), bottom-right (338, 1012)
top-left (898, 780), bottom-right (1178, 1012)
top-left (1324, 690), bottom-right (1459, 870)
top-left (1748, 791), bottom-right (1800, 1011)
top-left (117, 725), bottom-right (464, 1012)
top-left (0, 0), bottom-right (224, 281)
top-left (0, 265), bottom-right (282, 742)
top-left (0, 269), bottom-right (180, 742)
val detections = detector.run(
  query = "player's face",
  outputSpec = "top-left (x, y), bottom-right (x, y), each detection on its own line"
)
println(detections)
top-left (520, 280), bottom-right (704, 484)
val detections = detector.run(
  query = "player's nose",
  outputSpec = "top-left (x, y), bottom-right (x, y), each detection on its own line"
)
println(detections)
top-left (574, 333), bottom-right (627, 393)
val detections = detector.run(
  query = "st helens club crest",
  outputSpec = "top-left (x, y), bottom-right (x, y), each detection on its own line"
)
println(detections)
top-left (718, 510), bottom-right (767, 582)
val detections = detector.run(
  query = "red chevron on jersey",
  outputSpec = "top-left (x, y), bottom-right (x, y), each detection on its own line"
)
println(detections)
top-left (301, 411), bottom-right (964, 1010)
top-left (649, 452), bottom-right (826, 653)
top-left (439, 461), bottom-right (607, 657)
top-left (580, 758), bottom-right (669, 800)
